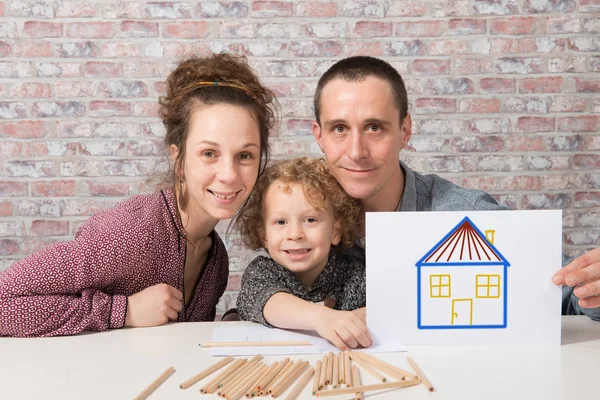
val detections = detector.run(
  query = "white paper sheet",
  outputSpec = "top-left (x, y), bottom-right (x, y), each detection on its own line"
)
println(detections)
top-left (206, 324), bottom-right (406, 356)
top-left (366, 210), bottom-right (563, 346)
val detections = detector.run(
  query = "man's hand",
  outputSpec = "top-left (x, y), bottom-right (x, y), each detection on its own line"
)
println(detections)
top-left (124, 283), bottom-right (183, 327)
top-left (553, 248), bottom-right (600, 308)
top-left (313, 307), bottom-right (372, 351)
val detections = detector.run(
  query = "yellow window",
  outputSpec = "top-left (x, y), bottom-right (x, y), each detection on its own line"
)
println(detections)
top-left (476, 274), bottom-right (501, 298)
top-left (430, 274), bottom-right (451, 298)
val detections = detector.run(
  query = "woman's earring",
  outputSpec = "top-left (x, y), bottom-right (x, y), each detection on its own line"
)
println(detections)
top-left (179, 178), bottom-right (184, 195)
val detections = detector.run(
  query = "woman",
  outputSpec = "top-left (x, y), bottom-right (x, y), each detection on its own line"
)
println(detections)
top-left (0, 53), bottom-right (278, 337)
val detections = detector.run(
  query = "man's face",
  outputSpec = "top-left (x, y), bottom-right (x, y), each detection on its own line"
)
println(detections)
top-left (313, 76), bottom-right (412, 207)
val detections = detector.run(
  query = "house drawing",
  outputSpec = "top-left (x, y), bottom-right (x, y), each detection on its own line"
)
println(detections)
top-left (415, 216), bottom-right (511, 330)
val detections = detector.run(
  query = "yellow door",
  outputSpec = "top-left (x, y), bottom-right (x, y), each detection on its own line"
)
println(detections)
top-left (451, 298), bottom-right (473, 325)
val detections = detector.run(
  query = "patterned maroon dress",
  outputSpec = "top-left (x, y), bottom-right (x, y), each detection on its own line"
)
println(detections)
top-left (0, 188), bottom-right (229, 337)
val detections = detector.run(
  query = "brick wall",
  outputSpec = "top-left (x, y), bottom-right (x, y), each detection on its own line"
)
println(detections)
top-left (0, 0), bottom-right (598, 316)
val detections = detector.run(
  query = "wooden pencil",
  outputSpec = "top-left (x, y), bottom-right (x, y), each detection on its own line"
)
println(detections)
top-left (325, 352), bottom-right (334, 385)
top-left (318, 355), bottom-right (327, 390)
top-left (263, 359), bottom-right (296, 395)
top-left (407, 357), bottom-right (434, 392)
top-left (352, 365), bottom-right (362, 400)
top-left (338, 351), bottom-right (345, 385)
top-left (180, 356), bottom-right (233, 389)
top-left (200, 341), bottom-right (311, 347)
top-left (268, 360), bottom-right (303, 395)
top-left (248, 361), bottom-right (278, 396)
top-left (350, 352), bottom-right (415, 380)
top-left (312, 360), bottom-right (322, 395)
top-left (344, 352), bottom-right (352, 388)
top-left (285, 366), bottom-right (315, 400)
top-left (133, 366), bottom-right (175, 400)
top-left (201, 359), bottom-right (245, 393)
top-left (257, 358), bottom-right (290, 391)
top-left (347, 353), bottom-right (386, 383)
top-left (332, 353), bottom-right (339, 389)
top-left (315, 380), bottom-right (420, 397)
top-left (271, 361), bottom-right (309, 398)
top-left (219, 359), bottom-right (259, 397)
top-left (229, 363), bottom-right (267, 400)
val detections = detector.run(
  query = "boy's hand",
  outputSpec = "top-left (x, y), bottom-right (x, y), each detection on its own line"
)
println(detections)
top-left (351, 307), bottom-right (366, 323)
top-left (553, 248), bottom-right (600, 308)
top-left (124, 283), bottom-right (183, 327)
top-left (313, 307), bottom-right (372, 350)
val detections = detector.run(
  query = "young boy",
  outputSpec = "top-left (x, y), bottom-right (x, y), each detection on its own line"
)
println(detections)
top-left (236, 157), bottom-right (372, 350)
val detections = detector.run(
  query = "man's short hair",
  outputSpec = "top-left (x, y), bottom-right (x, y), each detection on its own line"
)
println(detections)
top-left (314, 56), bottom-right (408, 125)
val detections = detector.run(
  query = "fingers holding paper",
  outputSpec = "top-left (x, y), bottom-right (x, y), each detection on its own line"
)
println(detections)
top-left (553, 248), bottom-right (600, 308)
top-left (314, 308), bottom-right (372, 351)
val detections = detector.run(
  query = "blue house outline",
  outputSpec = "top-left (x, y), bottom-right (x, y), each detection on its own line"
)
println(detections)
top-left (415, 216), bottom-right (511, 330)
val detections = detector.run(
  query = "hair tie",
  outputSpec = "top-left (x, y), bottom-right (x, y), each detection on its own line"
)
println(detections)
top-left (195, 81), bottom-right (258, 101)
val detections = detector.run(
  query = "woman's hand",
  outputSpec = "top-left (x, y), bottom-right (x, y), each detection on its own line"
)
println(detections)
top-left (124, 283), bottom-right (183, 327)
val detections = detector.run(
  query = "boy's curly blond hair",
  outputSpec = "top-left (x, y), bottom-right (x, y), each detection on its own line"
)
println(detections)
top-left (237, 157), bottom-right (361, 250)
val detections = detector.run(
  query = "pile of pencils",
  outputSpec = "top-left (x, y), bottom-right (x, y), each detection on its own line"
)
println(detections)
top-left (133, 352), bottom-right (433, 400)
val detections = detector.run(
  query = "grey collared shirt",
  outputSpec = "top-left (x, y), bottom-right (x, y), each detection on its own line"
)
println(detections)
top-left (343, 161), bottom-right (600, 321)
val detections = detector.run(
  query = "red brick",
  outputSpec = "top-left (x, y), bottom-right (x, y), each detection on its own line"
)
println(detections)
top-left (489, 38), bottom-right (523, 54)
top-left (574, 78), bottom-right (600, 93)
top-left (344, 40), bottom-right (382, 56)
top-left (0, 181), bottom-right (27, 197)
top-left (473, 0), bottom-right (519, 14)
top-left (0, 41), bottom-right (10, 56)
top-left (56, 2), bottom-right (98, 17)
top-left (580, 0), bottom-right (600, 12)
top-left (13, 42), bottom-right (53, 57)
top-left (120, 21), bottom-right (159, 38)
top-left (549, 56), bottom-right (587, 73)
top-left (100, 42), bottom-right (143, 58)
top-left (479, 78), bottom-right (515, 94)
top-left (31, 180), bottom-right (77, 197)
top-left (548, 96), bottom-right (587, 113)
top-left (546, 16), bottom-right (581, 33)
top-left (557, 116), bottom-right (600, 132)
top-left (66, 22), bottom-right (115, 38)
top-left (0, 121), bottom-right (45, 139)
top-left (163, 21), bottom-right (209, 38)
top-left (451, 136), bottom-right (504, 152)
top-left (495, 57), bottom-right (543, 74)
top-left (197, 2), bottom-right (248, 18)
top-left (252, 1), bottom-right (293, 17)
top-left (413, 59), bottom-right (450, 75)
top-left (31, 220), bottom-right (69, 236)
top-left (546, 135), bottom-right (586, 151)
top-left (295, 2), bottom-right (337, 17)
top-left (517, 117), bottom-right (555, 133)
top-left (83, 181), bottom-right (130, 197)
top-left (0, 202), bottom-right (12, 216)
top-left (506, 136), bottom-right (545, 151)
top-left (0, 239), bottom-right (18, 256)
top-left (490, 17), bottom-right (537, 35)
top-left (385, 40), bottom-right (427, 56)
top-left (574, 155), bottom-right (600, 169)
top-left (0, 3), bottom-right (3, 16)
top-left (415, 98), bottom-right (456, 114)
top-left (226, 274), bottom-right (242, 291)
top-left (9, 83), bottom-right (50, 98)
top-left (448, 18), bottom-right (486, 35)
top-left (575, 192), bottom-right (600, 208)
top-left (388, 1), bottom-right (427, 16)
top-left (89, 101), bottom-right (130, 117)
top-left (500, 176), bottom-right (541, 191)
top-left (23, 21), bottom-right (62, 37)
top-left (458, 98), bottom-right (501, 113)
top-left (523, 194), bottom-right (571, 210)
top-left (428, 39), bottom-right (470, 55)
top-left (452, 59), bottom-right (491, 74)
top-left (529, 155), bottom-right (570, 171)
top-left (519, 76), bottom-right (563, 93)
top-left (524, 0), bottom-right (576, 13)
top-left (394, 20), bottom-right (443, 37)
top-left (289, 40), bottom-right (342, 57)
top-left (354, 21), bottom-right (392, 37)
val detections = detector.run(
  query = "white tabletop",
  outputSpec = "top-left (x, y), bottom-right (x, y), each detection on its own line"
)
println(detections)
top-left (1, 316), bottom-right (599, 400)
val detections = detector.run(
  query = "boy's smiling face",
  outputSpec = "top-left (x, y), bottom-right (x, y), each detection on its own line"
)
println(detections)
top-left (262, 180), bottom-right (341, 288)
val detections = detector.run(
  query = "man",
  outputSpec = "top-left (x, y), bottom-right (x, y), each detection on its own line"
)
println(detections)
top-left (312, 56), bottom-right (600, 320)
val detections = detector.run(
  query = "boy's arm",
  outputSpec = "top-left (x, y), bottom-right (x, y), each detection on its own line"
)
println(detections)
top-left (337, 261), bottom-right (366, 311)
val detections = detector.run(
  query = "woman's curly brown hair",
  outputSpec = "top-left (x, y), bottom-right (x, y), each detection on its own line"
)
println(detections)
top-left (237, 157), bottom-right (362, 250)
top-left (159, 52), bottom-right (279, 212)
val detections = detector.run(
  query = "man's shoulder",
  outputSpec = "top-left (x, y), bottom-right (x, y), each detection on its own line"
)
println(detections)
top-left (414, 171), bottom-right (508, 212)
